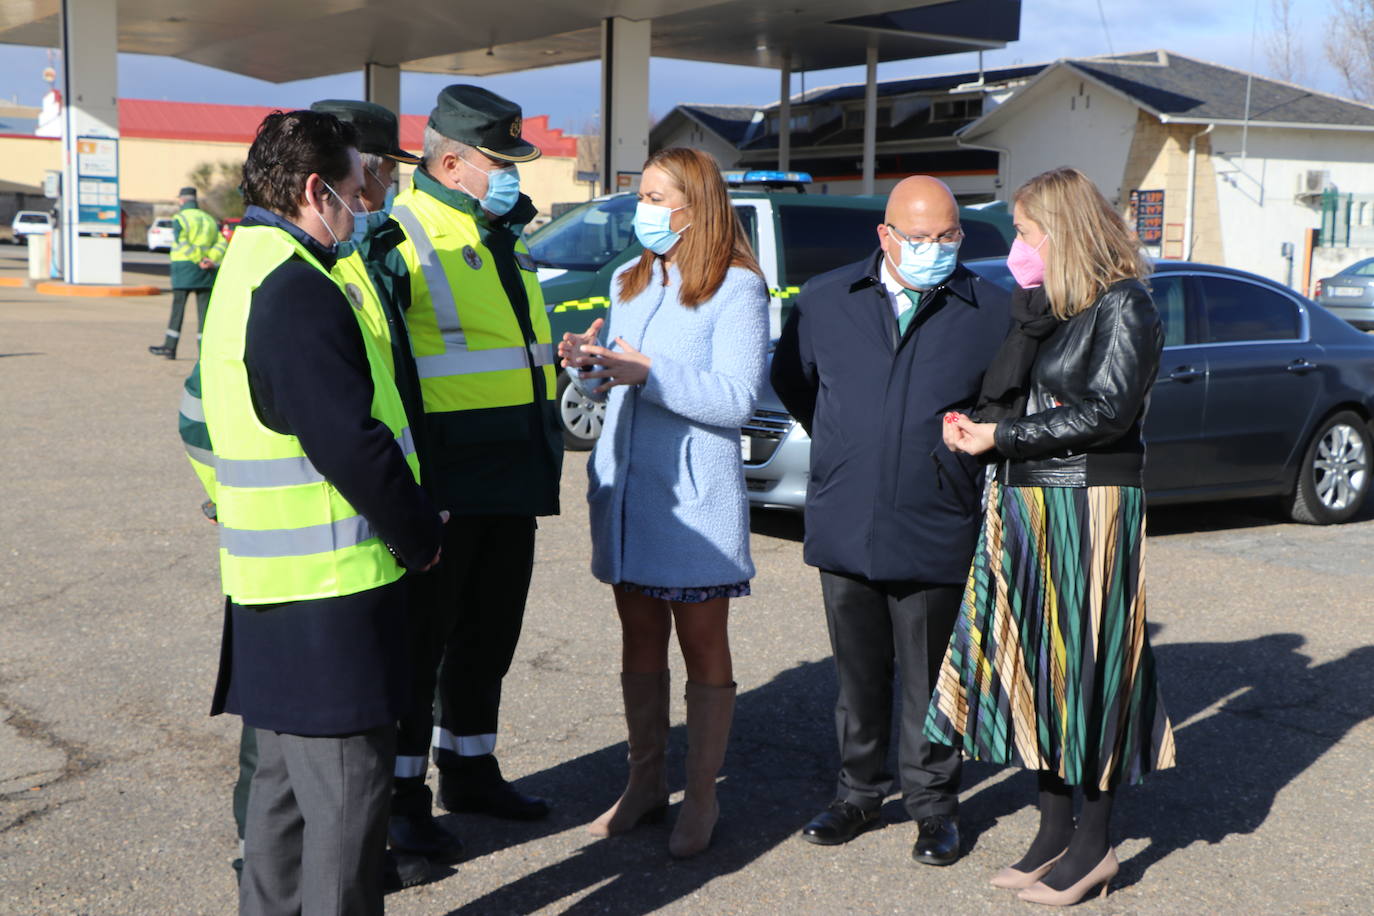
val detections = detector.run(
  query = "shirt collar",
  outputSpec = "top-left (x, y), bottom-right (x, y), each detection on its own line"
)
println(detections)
top-left (240, 204), bottom-right (339, 270)
top-left (412, 166), bottom-right (538, 232)
top-left (851, 248), bottom-right (978, 307)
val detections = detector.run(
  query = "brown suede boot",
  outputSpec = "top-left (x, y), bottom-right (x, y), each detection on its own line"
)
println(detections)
top-left (668, 681), bottom-right (736, 858)
top-left (588, 671), bottom-right (670, 837)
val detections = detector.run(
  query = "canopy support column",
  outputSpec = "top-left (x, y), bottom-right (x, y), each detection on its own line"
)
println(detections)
top-left (600, 17), bottom-right (651, 194)
top-left (862, 45), bottom-right (878, 196)
top-left (60, 0), bottom-right (121, 284)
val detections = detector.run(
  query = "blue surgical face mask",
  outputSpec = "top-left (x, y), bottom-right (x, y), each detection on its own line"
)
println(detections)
top-left (634, 201), bottom-right (691, 255)
top-left (459, 155), bottom-right (520, 216)
top-left (351, 170), bottom-right (397, 245)
top-left (888, 235), bottom-right (960, 290)
top-left (318, 179), bottom-right (365, 252)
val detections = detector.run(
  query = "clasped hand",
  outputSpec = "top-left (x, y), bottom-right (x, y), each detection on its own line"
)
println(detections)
top-left (942, 412), bottom-right (997, 456)
top-left (557, 318), bottom-right (651, 393)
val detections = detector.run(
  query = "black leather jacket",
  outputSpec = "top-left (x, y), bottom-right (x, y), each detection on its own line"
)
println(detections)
top-left (994, 279), bottom-right (1162, 487)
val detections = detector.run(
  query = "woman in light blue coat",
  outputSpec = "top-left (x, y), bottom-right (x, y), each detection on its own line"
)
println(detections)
top-left (559, 148), bottom-right (768, 858)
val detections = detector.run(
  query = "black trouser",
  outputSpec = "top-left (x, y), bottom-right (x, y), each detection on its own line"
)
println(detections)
top-left (393, 515), bottom-right (536, 814)
top-left (162, 287), bottom-right (210, 355)
top-left (819, 570), bottom-right (963, 820)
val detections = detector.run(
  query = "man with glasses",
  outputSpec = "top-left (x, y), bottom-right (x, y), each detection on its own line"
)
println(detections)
top-left (368, 85), bottom-right (561, 865)
top-left (771, 176), bottom-right (1011, 866)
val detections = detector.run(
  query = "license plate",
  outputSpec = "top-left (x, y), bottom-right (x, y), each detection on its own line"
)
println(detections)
top-left (1331, 286), bottom-right (1366, 297)
top-left (741, 435), bottom-right (752, 462)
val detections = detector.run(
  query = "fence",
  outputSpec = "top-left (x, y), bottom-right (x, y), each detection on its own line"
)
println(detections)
top-left (1318, 190), bottom-right (1374, 247)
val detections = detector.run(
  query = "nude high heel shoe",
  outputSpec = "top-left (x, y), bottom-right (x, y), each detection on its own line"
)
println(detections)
top-left (989, 849), bottom-right (1066, 890)
top-left (1016, 849), bottom-right (1118, 906)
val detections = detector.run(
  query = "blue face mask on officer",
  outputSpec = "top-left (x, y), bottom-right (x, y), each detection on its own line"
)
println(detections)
top-left (885, 223), bottom-right (962, 290)
top-left (317, 179), bottom-right (367, 253)
top-left (350, 166), bottom-right (397, 246)
top-left (458, 154), bottom-right (520, 217)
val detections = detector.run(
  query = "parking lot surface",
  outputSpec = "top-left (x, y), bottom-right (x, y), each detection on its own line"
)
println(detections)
top-left (2, 260), bottom-right (1372, 914)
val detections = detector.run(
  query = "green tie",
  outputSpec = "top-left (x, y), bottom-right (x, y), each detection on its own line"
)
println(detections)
top-left (897, 288), bottom-right (923, 335)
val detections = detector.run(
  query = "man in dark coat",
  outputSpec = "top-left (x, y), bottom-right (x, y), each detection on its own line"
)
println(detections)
top-left (771, 176), bottom-right (1011, 866)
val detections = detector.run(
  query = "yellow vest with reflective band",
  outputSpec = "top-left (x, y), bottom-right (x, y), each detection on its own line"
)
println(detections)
top-left (171, 206), bottom-right (226, 264)
top-left (332, 248), bottom-right (394, 378)
top-left (389, 187), bottom-right (555, 414)
top-left (200, 224), bottom-right (420, 605)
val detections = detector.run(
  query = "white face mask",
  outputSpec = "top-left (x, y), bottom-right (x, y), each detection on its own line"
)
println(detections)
top-left (314, 179), bottom-right (364, 249)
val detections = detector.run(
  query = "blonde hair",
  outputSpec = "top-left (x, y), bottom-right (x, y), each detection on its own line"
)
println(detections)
top-left (617, 147), bottom-right (761, 307)
top-left (1013, 167), bottom-right (1151, 320)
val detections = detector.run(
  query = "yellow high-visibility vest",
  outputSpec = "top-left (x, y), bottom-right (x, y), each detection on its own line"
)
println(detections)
top-left (333, 248), bottom-right (394, 378)
top-left (389, 187), bottom-right (555, 414)
top-left (171, 206), bottom-right (226, 265)
top-left (200, 224), bottom-right (419, 604)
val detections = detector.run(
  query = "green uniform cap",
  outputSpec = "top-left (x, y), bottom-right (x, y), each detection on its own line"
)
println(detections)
top-left (427, 85), bottom-right (541, 163)
top-left (310, 99), bottom-right (421, 165)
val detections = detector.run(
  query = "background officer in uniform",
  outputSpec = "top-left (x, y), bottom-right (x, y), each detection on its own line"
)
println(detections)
top-left (369, 84), bottom-right (562, 859)
top-left (150, 187), bottom-right (225, 359)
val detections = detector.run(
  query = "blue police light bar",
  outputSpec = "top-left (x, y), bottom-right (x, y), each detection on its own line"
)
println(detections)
top-left (723, 170), bottom-right (813, 185)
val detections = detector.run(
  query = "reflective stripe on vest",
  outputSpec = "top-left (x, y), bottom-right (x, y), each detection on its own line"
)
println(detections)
top-left (171, 208), bottom-right (223, 263)
top-left (391, 203), bottom-right (555, 378)
top-left (213, 428), bottom-right (415, 488)
top-left (219, 515), bottom-right (379, 559)
top-left (179, 387), bottom-right (205, 423)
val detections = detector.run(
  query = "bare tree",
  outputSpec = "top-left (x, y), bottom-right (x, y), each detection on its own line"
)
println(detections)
top-left (1325, 0), bottom-right (1374, 102)
top-left (1265, 0), bottom-right (1307, 84)
top-left (187, 160), bottom-right (245, 220)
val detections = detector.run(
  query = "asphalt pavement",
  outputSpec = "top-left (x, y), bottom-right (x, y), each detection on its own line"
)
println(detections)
top-left (2, 256), bottom-right (1372, 914)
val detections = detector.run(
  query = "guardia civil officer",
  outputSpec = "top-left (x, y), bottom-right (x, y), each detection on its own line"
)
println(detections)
top-left (149, 187), bottom-right (225, 359)
top-left (202, 109), bottom-right (444, 914)
top-left (369, 85), bottom-right (561, 859)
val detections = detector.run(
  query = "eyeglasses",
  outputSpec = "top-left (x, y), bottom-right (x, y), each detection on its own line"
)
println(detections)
top-left (886, 223), bottom-right (964, 248)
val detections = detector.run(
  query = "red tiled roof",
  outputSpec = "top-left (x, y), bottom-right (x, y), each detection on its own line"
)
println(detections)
top-left (116, 99), bottom-right (578, 157)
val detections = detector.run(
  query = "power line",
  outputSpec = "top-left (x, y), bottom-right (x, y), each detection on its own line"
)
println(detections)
top-left (1095, 0), bottom-right (1115, 58)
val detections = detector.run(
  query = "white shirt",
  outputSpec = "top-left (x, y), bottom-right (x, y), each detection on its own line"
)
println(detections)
top-left (880, 255), bottom-right (924, 319)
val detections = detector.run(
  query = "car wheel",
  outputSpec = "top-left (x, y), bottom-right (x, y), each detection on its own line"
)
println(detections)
top-left (1288, 410), bottom-right (1372, 524)
top-left (557, 371), bottom-right (605, 451)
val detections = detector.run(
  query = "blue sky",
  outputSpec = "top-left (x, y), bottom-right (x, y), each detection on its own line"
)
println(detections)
top-left (0, 1), bottom-right (1347, 130)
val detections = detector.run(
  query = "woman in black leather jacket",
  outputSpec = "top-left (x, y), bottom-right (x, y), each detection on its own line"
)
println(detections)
top-left (923, 168), bottom-right (1176, 906)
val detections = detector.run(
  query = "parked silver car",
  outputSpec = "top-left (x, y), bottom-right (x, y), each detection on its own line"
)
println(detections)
top-left (1315, 258), bottom-right (1374, 329)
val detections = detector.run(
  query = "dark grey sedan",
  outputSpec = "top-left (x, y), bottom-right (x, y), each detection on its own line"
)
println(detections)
top-left (1316, 258), bottom-right (1374, 330)
top-left (744, 259), bottom-right (1374, 524)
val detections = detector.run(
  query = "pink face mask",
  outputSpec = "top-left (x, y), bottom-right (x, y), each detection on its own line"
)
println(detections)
top-left (1006, 236), bottom-right (1049, 289)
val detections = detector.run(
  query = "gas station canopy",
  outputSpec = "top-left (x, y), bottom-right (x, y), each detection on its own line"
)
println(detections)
top-left (1, 0), bottom-right (1018, 285)
top-left (0, 0), bottom-right (1020, 81)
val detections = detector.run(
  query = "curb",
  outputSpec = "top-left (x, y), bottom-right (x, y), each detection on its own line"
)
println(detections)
top-left (0, 277), bottom-right (30, 288)
top-left (33, 281), bottom-right (163, 297)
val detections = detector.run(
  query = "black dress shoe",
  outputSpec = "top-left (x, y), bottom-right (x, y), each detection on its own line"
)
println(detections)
top-left (438, 755), bottom-right (550, 821)
top-left (801, 801), bottom-right (881, 846)
top-left (388, 813), bottom-right (465, 863)
top-left (911, 814), bottom-right (961, 866)
top-left (148, 345), bottom-right (176, 358)
top-left (382, 849), bottom-right (432, 892)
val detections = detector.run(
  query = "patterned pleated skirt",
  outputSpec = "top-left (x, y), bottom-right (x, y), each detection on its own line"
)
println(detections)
top-left (923, 482), bottom-right (1176, 789)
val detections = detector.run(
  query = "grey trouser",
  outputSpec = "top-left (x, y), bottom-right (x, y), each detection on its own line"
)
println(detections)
top-left (239, 725), bottom-right (394, 916)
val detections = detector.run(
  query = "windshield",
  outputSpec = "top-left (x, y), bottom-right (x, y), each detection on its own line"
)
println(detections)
top-left (18, 213), bottom-right (48, 224)
top-left (527, 195), bottom-right (638, 271)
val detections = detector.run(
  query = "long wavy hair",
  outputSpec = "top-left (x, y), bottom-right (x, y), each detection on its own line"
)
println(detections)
top-left (617, 147), bottom-right (762, 307)
top-left (1013, 167), bottom-right (1151, 320)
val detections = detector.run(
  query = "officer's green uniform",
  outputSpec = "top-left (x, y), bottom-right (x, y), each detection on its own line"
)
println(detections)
top-left (153, 196), bottom-right (226, 359)
top-left (368, 84), bottom-right (561, 823)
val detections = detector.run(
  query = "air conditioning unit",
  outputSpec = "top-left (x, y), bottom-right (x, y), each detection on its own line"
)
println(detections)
top-left (1297, 169), bottom-right (1333, 196)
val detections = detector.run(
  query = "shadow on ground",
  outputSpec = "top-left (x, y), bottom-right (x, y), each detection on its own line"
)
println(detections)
top-left (956, 626), bottom-right (1374, 890)
top-left (432, 625), bottom-right (1374, 912)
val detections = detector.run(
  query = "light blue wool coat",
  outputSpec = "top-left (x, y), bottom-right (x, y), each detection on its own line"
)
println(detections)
top-left (588, 261), bottom-right (769, 588)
